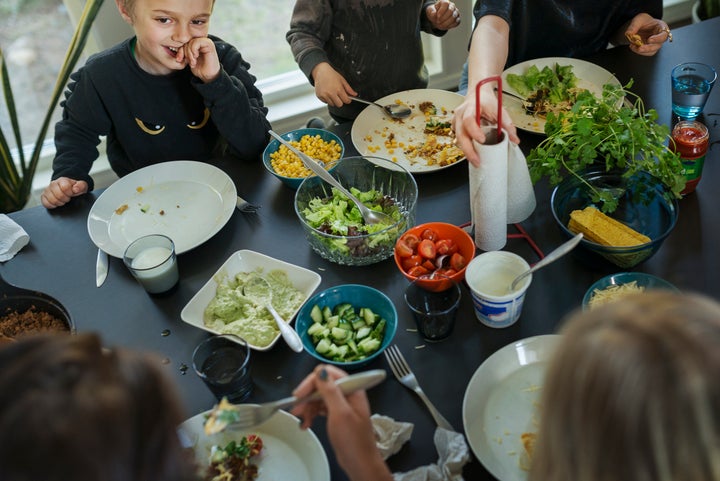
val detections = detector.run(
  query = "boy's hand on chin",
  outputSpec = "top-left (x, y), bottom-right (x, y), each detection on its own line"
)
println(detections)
top-left (182, 37), bottom-right (221, 83)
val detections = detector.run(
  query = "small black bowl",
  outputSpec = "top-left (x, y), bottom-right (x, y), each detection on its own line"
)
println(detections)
top-left (0, 275), bottom-right (74, 339)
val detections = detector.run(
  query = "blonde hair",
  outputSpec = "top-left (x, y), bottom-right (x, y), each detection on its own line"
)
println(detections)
top-left (530, 292), bottom-right (720, 481)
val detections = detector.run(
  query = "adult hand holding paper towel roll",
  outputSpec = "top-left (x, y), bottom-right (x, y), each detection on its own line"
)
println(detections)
top-left (468, 126), bottom-right (536, 251)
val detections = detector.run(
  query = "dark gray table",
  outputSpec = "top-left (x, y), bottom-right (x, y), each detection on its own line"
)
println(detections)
top-left (3, 17), bottom-right (719, 480)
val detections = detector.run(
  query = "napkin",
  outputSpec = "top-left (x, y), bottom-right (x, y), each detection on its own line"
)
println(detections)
top-left (0, 214), bottom-right (30, 262)
top-left (372, 414), bottom-right (414, 459)
top-left (393, 427), bottom-right (470, 481)
top-left (371, 414), bottom-right (470, 481)
top-left (468, 126), bottom-right (536, 252)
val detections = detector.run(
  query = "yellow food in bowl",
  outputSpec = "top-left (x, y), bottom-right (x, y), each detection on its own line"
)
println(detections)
top-left (269, 134), bottom-right (342, 178)
top-left (568, 206), bottom-right (650, 246)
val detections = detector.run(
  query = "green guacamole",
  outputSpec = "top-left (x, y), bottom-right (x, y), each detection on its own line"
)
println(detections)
top-left (203, 269), bottom-right (304, 347)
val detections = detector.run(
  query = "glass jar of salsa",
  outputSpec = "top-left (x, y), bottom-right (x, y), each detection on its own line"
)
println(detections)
top-left (671, 120), bottom-right (709, 195)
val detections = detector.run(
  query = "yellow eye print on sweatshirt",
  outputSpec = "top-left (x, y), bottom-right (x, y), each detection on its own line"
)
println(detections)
top-left (187, 108), bottom-right (210, 130)
top-left (135, 118), bottom-right (165, 135)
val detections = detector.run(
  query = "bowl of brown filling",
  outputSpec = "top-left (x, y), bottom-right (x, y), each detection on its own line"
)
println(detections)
top-left (0, 275), bottom-right (73, 343)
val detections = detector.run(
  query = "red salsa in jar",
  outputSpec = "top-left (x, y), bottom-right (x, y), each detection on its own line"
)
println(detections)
top-left (671, 120), bottom-right (709, 195)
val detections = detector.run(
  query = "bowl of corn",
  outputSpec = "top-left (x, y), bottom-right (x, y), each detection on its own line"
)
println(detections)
top-left (262, 128), bottom-right (344, 189)
top-left (550, 169), bottom-right (679, 269)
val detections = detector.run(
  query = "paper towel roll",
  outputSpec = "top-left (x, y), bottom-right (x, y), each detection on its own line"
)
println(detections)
top-left (469, 127), bottom-right (536, 252)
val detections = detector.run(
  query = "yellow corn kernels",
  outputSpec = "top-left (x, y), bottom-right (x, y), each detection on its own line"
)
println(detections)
top-left (270, 134), bottom-right (342, 178)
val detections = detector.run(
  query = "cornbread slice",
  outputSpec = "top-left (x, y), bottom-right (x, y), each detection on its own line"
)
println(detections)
top-left (568, 206), bottom-right (650, 247)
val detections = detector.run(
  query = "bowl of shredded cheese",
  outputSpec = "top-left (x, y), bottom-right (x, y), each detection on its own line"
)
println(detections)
top-left (582, 272), bottom-right (679, 310)
top-left (262, 128), bottom-right (344, 189)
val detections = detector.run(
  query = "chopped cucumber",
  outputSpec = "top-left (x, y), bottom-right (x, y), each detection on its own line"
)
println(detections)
top-left (305, 301), bottom-right (388, 362)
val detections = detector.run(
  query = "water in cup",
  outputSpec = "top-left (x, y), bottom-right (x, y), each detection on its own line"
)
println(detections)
top-left (193, 335), bottom-right (253, 403)
top-left (201, 346), bottom-right (252, 400)
top-left (671, 63), bottom-right (717, 119)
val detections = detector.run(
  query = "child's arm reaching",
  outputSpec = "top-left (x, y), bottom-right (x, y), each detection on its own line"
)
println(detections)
top-left (311, 62), bottom-right (358, 108)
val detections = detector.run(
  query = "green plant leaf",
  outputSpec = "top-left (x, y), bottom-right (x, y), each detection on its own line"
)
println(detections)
top-left (0, 0), bottom-right (105, 213)
top-left (527, 81), bottom-right (685, 213)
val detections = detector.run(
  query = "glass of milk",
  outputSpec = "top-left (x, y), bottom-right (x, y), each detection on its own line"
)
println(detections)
top-left (123, 234), bottom-right (179, 294)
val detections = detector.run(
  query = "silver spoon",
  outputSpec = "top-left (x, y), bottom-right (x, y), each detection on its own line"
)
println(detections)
top-left (243, 275), bottom-right (303, 353)
top-left (268, 130), bottom-right (396, 226)
top-left (350, 96), bottom-right (412, 119)
top-left (508, 233), bottom-right (584, 293)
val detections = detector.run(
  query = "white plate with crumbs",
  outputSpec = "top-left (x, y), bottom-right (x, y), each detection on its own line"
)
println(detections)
top-left (179, 407), bottom-right (330, 481)
top-left (180, 250), bottom-right (322, 351)
top-left (87, 161), bottom-right (236, 258)
top-left (462, 335), bottom-right (561, 481)
top-left (501, 57), bottom-right (620, 134)
top-left (350, 89), bottom-right (465, 173)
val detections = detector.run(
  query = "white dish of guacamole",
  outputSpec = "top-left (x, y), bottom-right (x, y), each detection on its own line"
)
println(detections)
top-left (181, 250), bottom-right (322, 351)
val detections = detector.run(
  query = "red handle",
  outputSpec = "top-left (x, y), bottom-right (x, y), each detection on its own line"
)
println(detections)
top-left (475, 76), bottom-right (503, 142)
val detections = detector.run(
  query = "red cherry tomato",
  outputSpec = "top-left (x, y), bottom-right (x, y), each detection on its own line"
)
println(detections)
top-left (421, 228), bottom-right (438, 241)
top-left (403, 233), bottom-right (420, 250)
top-left (247, 434), bottom-right (263, 457)
top-left (446, 239), bottom-right (459, 255)
top-left (407, 265), bottom-right (430, 277)
top-left (435, 239), bottom-right (452, 255)
top-left (450, 252), bottom-right (467, 271)
top-left (402, 255), bottom-right (423, 271)
top-left (422, 259), bottom-right (436, 271)
top-left (395, 238), bottom-right (413, 258)
top-left (418, 239), bottom-right (437, 259)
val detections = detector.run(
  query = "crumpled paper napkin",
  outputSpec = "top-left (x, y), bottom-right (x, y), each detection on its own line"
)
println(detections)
top-left (0, 214), bottom-right (29, 262)
top-left (371, 414), bottom-right (470, 481)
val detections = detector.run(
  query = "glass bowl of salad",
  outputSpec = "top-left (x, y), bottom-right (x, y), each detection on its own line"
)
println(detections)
top-left (294, 156), bottom-right (418, 266)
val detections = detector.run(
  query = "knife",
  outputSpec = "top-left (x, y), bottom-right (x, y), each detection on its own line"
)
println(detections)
top-left (96, 248), bottom-right (109, 287)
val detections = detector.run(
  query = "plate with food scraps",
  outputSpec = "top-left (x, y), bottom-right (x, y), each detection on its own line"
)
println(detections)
top-left (87, 160), bottom-right (236, 258)
top-left (462, 335), bottom-right (561, 481)
top-left (180, 249), bottom-right (322, 351)
top-left (179, 406), bottom-right (330, 481)
top-left (501, 57), bottom-right (621, 134)
top-left (350, 88), bottom-right (465, 173)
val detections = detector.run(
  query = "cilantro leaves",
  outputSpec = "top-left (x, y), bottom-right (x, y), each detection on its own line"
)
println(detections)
top-left (527, 81), bottom-right (685, 213)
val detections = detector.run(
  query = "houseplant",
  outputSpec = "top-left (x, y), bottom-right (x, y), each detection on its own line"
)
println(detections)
top-left (527, 81), bottom-right (685, 213)
top-left (695, 0), bottom-right (720, 20)
top-left (0, 0), bottom-right (104, 214)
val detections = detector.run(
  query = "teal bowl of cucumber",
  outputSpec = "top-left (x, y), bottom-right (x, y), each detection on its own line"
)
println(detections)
top-left (295, 284), bottom-right (397, 368)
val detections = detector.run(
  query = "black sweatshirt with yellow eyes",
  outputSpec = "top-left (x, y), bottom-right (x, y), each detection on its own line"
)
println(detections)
top-left (51, 36), bottom-right (271, 190)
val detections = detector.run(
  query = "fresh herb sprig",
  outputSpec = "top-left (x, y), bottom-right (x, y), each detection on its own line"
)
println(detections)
top-left (527, 81), bottom-right (685, 212)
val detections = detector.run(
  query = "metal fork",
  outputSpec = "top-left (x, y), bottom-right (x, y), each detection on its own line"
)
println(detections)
top-left (205, 369), bottom-right (386, 433)
top-left (236, 195), bottom-right (260, 213)
top-left (384, 345), bottom-right (455, 431)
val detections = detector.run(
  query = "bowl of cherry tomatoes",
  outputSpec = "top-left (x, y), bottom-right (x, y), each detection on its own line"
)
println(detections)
top-left (394, 222), bottom-right (476, 292)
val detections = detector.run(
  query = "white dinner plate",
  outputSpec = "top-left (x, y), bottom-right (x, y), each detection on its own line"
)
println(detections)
top-left (351, 89), bottom-right (465, 173)
top-left (179, 407), bottom-right (330, 481)
top-left (462, 335), bottom-right (561, 481)
top-left (180, 250), bottom-right (322, 351)
top-left (501, 57), bottom-right (621, 134)
top-left (87, 161), bottom-right (237, 258)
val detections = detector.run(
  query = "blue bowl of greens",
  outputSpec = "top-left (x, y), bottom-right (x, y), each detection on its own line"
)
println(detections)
top-left (295, 284), bottom-right (397, 368)
top-left (294, 156), bottom-right (418, 266)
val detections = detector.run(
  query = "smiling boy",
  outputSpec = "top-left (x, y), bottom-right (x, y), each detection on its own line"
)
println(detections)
top-left (41, 0), bottom-right (271, 208)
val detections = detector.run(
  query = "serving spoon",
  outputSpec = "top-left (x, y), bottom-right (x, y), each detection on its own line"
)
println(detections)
top-left (508, 233), bottom-right (584, 293)
top-left (268, 130), bottom-right (396, 226)
top-left (350, 96), bottom-right (412, 119)
top-left (243, 275), bottom-right (303, 353)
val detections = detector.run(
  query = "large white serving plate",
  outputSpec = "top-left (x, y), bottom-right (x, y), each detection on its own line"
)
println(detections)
top-left (87, 161), bottom-right (236, 258)
top-left (501, 57), bottom-right (621, 134)
top-left (351, 89), bottom-right (465, 173)
top-left (180, 407), bottom-right (330, 481)
top-left (180, 249), bottom-right (322, 351)
top-left (462, 335), bottom-right (561, 481)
